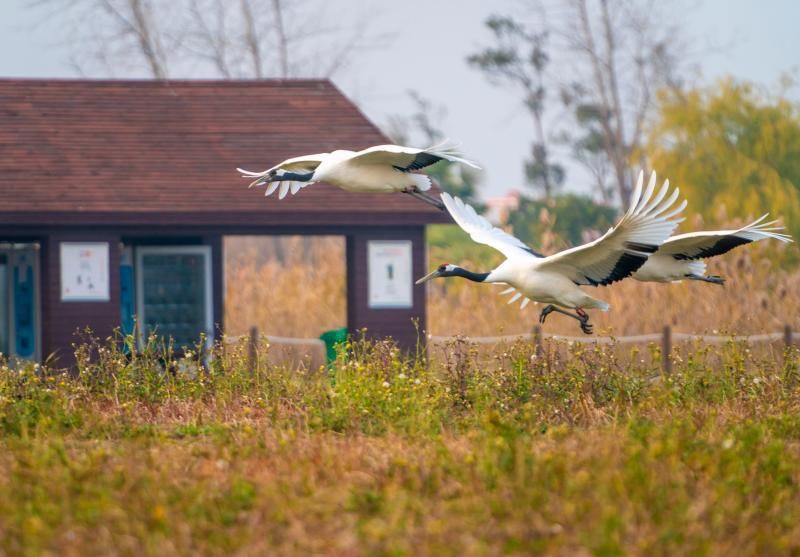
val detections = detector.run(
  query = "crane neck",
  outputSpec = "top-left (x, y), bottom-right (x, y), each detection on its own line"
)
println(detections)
top-left (276, 171), bottom-right (315, 182)
top-left (451, 267), bottom-right (491, 283)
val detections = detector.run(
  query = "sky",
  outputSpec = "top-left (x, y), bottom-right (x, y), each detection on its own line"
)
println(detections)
top-left (1, 0), bottom-right (798, 199)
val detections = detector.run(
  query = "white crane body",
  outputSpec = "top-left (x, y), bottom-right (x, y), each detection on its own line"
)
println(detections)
top-left (237, 142), bottom-right (477, 208)
top-left (633, 255), bottom-right (707, 283)
top-left (314, 151), bottom-right (432, 193)
top-left (486, 260), bottom-right (611, 310)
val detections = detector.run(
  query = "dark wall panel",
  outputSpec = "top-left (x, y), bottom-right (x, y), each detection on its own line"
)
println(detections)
top-left (347, 227), bottom-right (427, 352)
top-left (40, 233), bottom-right (121, 368)
top-left (206, 234), bottom-right (224, 339)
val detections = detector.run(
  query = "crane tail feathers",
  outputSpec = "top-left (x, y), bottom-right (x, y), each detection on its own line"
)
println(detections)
top-left (410, 173), bottom-right (432, 192)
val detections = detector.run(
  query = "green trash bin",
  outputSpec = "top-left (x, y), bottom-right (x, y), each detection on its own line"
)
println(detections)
top-left (319, 327), bottom-right (348, 366)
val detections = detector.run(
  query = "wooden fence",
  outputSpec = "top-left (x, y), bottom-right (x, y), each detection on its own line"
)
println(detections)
top-left (433, 324), bottom-right (796, 375)
top-left (230, 324), bottom-right (797, 375)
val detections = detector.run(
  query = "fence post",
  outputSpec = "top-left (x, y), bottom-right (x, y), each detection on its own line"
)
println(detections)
top-left (533, 324), bottom-right (544, 358)
top-left (248, 326), bottom-right (259, 372)
top-left (661, 325), bottom-right (672, 375)
top-left (785, 324), bottom-right (794, 350)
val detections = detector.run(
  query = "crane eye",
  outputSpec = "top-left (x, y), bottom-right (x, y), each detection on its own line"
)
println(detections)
top-left (438, 264), bottom-right (448, 272)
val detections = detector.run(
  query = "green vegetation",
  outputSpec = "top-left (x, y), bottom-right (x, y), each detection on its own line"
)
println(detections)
top-left (1, 334), bottom-right (799, 555)
top-left (508, 194), bottom-right (618, 249)
top-left (646, 79), bottom-right (800, 252)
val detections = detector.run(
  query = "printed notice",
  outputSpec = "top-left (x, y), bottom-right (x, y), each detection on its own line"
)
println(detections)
top-left (368, 241), bottom-right (413, 309)
top-left (60, 242), bottom-right (110, 301)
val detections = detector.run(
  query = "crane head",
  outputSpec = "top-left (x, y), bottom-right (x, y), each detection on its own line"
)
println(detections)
top-left (415, 263), bottom-right (457, 284)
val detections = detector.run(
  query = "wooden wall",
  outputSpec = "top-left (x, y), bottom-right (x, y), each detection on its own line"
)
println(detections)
top-left (40, 232), bottom-right (121, 367)
top-left (1, 224), bottom-right (430, 366)
top-left (346, 226), bottom-right (427, 353)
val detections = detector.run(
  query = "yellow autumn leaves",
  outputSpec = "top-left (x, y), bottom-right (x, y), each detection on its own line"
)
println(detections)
top-left (644, 79), bottom-right (800, 260)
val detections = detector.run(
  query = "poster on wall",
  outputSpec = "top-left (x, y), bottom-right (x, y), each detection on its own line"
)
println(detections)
top-left (368, 240), bottom-right (413, 309)
top-left (60, 242), bottom-right (110, 302)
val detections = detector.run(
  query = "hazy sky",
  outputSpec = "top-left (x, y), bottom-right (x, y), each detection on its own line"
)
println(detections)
top-left (1, 0), bottom-right (798, 199)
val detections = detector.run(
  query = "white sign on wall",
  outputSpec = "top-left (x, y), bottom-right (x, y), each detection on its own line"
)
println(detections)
top-left (60, 242), bottom-right (110, 302)
top-left (368, 240), bottom-right (413, 309)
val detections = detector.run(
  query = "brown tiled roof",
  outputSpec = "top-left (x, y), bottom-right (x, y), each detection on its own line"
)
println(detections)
top-left (0, 79), bottom-right (447, 226)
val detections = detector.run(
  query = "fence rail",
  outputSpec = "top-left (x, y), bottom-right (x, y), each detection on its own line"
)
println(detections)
top-left (227, 324), bottom-right (797, 375)
top-left (428, 328), bottom-right (795, 346)
top-left (226, 328), bottom-right (796, 347)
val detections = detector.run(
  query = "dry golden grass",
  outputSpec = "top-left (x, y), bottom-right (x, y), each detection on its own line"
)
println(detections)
top-left (224, 236), bottom-right (346, 338)
top-left (428, 244), bottom-right (799, 337)
top-left (223, 220), bottom-right (797, 340)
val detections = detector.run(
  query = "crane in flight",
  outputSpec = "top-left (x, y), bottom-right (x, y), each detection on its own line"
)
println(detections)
top-left (417, 172), bottom-right (686, 334)
top-left (238, 142), bottom-right (479, 210)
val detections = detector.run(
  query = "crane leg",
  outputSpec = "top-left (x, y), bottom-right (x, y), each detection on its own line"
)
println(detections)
top-left (575, 308), bottom-right (593, 335)
top-left (402, 189), bottom-right (445, 211)
top-left (686, 273), bottom-right (725, 285)
top-left (539, 305), bottom-right (594, 335)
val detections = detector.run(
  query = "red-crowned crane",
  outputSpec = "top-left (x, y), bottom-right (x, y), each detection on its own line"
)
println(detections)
top-left (237, 142), bottom-right (479, 210)
top-left (632, 215), bottom-right (793, 284)
top-left (416, 171), bottom-right (687, 334)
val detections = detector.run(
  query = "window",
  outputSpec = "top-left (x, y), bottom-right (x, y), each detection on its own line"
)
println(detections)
top-left (135, 246), bottom-right (212, 349)
top-left (0, 245), bottom-right (39, 361)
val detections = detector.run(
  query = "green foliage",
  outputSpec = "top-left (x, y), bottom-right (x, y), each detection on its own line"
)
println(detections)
top-left (646, 79), bottom-right (800, 254)
top-left (1, 336), bottom-right (800, 555)
top-left (508, 193), bottom-right (618, 248)
top-left (427, 224), bottom-right (501, 269)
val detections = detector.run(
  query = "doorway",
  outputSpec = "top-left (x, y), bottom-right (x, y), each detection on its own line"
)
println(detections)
top-left (223, 236), bottom-right (346, 338)
top-left (121, 244), bottom-right (214, 350)
top-left (0, 243), bottom-right (40, 361)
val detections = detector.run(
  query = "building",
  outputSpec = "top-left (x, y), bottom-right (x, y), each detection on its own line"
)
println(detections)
top-left (484, 189), bottom-right (522, 225)
top-left (0, 79), bottom-right (447, 365)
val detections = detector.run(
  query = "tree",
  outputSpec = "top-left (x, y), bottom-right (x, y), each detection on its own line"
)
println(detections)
top-left (468, 1), bottom-right (687, 205)
top-left (645, 79), bottom-right (800, 246)
top-left (467, 16), bottom-right (563, 200)
top-left (386, 91), bottom-right (484, 209)
top-left (560, 0), bottom-right (685, 203)
top-left (30, 0), bottom-right (379, 79)
top-left (507, 193), bottom-right (617, 250)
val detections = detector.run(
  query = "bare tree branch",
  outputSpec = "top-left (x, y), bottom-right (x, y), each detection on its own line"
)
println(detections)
top-left (270, 0), bottom-right (290, 78)
top-left (239, 0), bottom-right (263, 78)
top-left (28, 0), bottom-right (383, 81)
top-left (186, 0), bottom-right (232, 77)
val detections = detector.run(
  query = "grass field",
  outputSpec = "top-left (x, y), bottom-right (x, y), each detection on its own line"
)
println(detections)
top-left (2, 335), bottom-right (799, 556)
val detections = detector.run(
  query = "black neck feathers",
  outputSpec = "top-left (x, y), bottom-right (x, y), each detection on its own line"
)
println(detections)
top-left (277, 171), bottom-right (315, 182)
top-left (450, 267), bottom-right (490, 283)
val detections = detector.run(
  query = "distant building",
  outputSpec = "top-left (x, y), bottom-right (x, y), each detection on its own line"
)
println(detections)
top-left (484, 190), bottom-right (523, 225)
top-left (0, 79), bottom-right (447, 365)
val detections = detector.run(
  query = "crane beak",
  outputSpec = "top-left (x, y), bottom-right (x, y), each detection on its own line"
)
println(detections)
top-left (415, 269), bottom-right (442, 285)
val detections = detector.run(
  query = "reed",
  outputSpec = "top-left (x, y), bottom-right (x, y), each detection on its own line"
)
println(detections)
top-left (224, 223), bottom-right (797, 340)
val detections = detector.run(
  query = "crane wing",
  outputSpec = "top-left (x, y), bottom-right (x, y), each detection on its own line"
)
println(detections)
top-left (441, 192), bottom-right (543, 260)
top-left (348, 141), bottom-right (481, 171)
top-left (659, 215), bottom-right (794, 260)
top-left (537, 171), bottom-right (687, 286)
